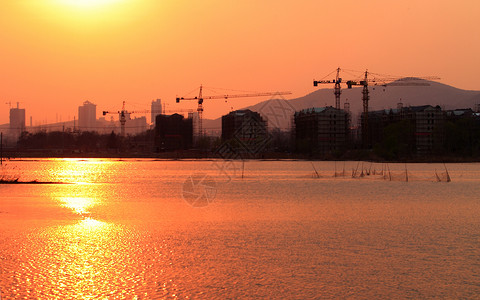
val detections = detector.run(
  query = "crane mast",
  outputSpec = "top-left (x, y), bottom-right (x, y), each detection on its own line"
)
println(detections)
top-left (314, 67), bottom-right (343, 109)
top-left (334, 68), bottom-right (341, 109)
top-left (176, 86), bottom-right (292, 138)
top-left (119, 101), bottom-right (127, 137)
top-left (102, 101), bottom-right (150, 137)
top-left (345, 71), bottom-right (440, 148)
top-left (361, 70), bottom-right (370, 148)
top-left (197, 85), bottom-right (204, 136)
top-left (315, 68), bottom-right (440, 148)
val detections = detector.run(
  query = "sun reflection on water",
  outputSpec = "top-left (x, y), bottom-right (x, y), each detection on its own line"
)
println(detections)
top-left (79, 217), bottom-right (104, 228)
top-left (40, 218), bottom-right (123, 298)
top-left (48, 159), bottom-right (116, 222)
top-left (48, 158), bottom-right (116, 184)
top-left (58, 196), bottom-right (98, 216)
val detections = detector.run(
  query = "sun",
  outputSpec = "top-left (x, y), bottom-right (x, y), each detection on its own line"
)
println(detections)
top-left (20, 0), bottom-right (131, 26)
top-left (55, 0), bottom-right (125, 10)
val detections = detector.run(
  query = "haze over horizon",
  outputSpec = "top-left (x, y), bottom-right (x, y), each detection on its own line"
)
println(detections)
top-left (1, 0), bottom-right (479, 125)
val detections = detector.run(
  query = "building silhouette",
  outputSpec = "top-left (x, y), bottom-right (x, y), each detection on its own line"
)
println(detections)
top-left (366, 105), bottom-right (445, 155)
top-left (9, 102), bottom-right (25, 140)
top-left (155, 113), bottom-right (193, 150)
top-left (411, 105), bottom-right (445, 154)
top-left (151, 99), bottom-right (162, 126)
top-left (78, 101), bottom-right (97, 132)
top-left (294, 107), bottom-right (348, 154)
top-left (221, 110), bottom-right (267, 141)
top-left (221, 109), bottom-right (269, 155)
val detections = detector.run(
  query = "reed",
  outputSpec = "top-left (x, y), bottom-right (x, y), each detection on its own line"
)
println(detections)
top-left (311, 162), bottom-right (320, 178)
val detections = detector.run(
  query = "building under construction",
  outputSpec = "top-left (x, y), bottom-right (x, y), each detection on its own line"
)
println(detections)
top-left (78, 101), bottom-right (97, 132)
top-left (294, 106), bottom-right (349, 154)
top-left (221, 110), bottom-right (267, 140)
top-left (365, 104), bottom-right (445, 155)
top-left (221, 109), bottom-right (269, 156)
top-left (155, 113), bottom-right (193, 151)
top-left (9, 103), bottom-right (25, 141)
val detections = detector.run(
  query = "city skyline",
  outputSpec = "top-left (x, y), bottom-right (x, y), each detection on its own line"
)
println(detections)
top-left (1, 1), bottom-right (479, 298)
top-left (2, 78), bottom-right (479, 131)
top-left (1, 1), bottom-right (479, 124)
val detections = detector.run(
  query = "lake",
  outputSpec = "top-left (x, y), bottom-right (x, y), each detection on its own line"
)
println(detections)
top-left (0, 159), bottom-right (479, 299)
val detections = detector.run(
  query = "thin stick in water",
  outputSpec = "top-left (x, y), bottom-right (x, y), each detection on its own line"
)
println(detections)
top-left (443, 163), bottom-right (451, 182)
top-left (311, 162), bottom-right (320, 178)
top-left (435, 169), bottom-right (441, 182)
top-left (241, 160), bottom-right (245, 179)
top-left (405, 163), bottom-right (408, 182)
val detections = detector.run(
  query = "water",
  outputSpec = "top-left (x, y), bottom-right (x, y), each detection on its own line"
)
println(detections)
top-left (0, 159), bottom-right (479, 299)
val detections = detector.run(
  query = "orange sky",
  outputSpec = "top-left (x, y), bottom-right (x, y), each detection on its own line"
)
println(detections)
top-left (0, 0), bottom-right (479, 125)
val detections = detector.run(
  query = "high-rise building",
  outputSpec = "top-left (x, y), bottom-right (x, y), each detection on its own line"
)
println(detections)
top-left (221, 110), bottom-right (269, 155)
top-left (365, 105), bottom-right (445, 155)
top-left (151, 99), bottom-right (162, 125)
top-left (9, 102), bottom-right (25, 139)
top-left (221, 109), bottom-right (268, 141)
top-left (155, 113), bottom-right (193, 150)
top-left (294, 106), bottom-right (348, 154)
top-left (78, 101), bottom-right (97, 132)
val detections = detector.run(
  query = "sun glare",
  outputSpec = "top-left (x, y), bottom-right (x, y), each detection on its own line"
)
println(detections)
top-left (22, 0), bottom-right (139, 31)
top-left (58, 197), bottom-right (98, 215)
top-left (56, 0), bottom-right (123, 9)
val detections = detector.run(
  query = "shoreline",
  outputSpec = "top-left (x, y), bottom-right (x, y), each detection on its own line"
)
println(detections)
top-left (2, 151), bottom-right (479, 164)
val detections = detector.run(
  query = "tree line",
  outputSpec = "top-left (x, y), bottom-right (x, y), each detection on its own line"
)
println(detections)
top-left (16, 130), bottom-right (155, 153)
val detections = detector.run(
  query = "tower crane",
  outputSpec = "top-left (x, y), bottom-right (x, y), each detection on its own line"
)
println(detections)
top-left (343, 70), bottom-right (440, 147)
top-left (314, 68), bottom-right (440, 112)
top-left (151, 108), bottom-right (194, 127)
top-left (176, 85), bottom-right (292, 137)
top-left (160, 103), bottom-right (194, 116)
top-left (5, 102), bottom-right (23, 109)
top-left (102, 101), bottom-right (150, 137)
top-left (313, 67), bottom-right (343, 109)
top-left (162, 109), bottom-right (194, 114)
top-left (103, 101), bottom-right (194, 137)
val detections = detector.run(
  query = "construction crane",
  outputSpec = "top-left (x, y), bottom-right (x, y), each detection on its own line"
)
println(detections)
top-left (160, 103), bottom-right (194, 116)
top-left (5, 101), bottom-right (23, 109)
top-left (313, 67), bottom-right (343, 109)
top-left (176, 85), bottom-right (292, 137)
top-left (343, 70), bottom-right (440, 147)
top-left (103, 101), bottom-right (193, 137)
top-left (102, 101), bottom-right (151, 137)
top-left (314, 68), bottom-right (440, 110)
top-left (159, 109), bottom-right (195, 122)
top-left (162, 109), bottom-right (194, 114)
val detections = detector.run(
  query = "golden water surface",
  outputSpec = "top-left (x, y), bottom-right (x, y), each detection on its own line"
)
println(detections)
top-left (0, 159), bottom-right (479, 298)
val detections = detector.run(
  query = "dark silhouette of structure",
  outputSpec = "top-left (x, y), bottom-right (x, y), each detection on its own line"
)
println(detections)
top-left (220, 109), bottom-right (269, 156)
top-left (221, 109), bottom-right (267, 141)
top-left (366, 105), bottom-right (445, 155)
top-left (151, 99), bottom-right (162, 126)
top-left (9, 102), bottom-right (26, 141)
top-left (78, 101), bottom-right (97, 132)
top-left (155, 114), bottom-right (193, 151)
top-left (294, 107), bottom-right (349, 154)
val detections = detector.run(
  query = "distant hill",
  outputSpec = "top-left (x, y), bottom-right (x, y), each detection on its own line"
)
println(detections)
top-left (288, 80), bottom-right (480, 115)
top-left (203, 80), bottom-right (480, 133)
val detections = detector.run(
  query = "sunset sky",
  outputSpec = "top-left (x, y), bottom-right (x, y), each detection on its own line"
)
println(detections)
top-left (0, 0), bottom-right (478, 125)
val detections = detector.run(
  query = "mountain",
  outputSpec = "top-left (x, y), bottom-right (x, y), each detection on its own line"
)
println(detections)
top-left (203, 80), bottom-right (480, 133)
